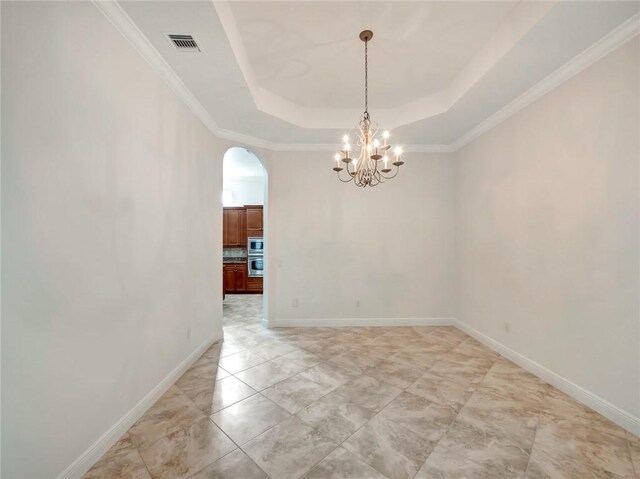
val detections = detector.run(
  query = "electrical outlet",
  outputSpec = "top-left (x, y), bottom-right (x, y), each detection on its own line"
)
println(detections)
top-left (292, 298), bottom-right (299, 308)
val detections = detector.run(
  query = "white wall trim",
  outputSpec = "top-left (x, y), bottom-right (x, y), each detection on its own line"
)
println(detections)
top-left (265, 317), bottom-right (455, 328)
top-left (453, 319), bottom-right (640, 437)
top-left (93, 2), bottom-right (639, 154)
top-left (451, 12), bottom-right (640, 151)
top-left (56, 335), bottom-right (222, 479)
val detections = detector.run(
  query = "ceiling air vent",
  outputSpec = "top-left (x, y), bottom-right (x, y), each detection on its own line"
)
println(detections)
top-left (165, 34), bottom-right (201, 52)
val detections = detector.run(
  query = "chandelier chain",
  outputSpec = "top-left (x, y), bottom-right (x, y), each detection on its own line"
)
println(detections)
top-left (364, 38), bottom-right (368, 117)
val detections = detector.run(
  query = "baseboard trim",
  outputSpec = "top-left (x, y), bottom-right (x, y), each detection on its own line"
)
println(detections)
top-left (56, 335), bottom-right (222, 479)
top-left (453, 319), bottom-right (640, 437)
top-left (265, 317), bottom-right (455, 328)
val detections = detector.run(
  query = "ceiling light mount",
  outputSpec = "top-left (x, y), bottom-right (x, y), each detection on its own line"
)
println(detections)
top-left (359, 30), bottom-right (373, 42)
top-left (332, 30), bottom-right (405, 188)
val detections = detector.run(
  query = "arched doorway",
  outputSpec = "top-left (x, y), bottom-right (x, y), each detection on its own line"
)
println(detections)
top-left (222, 147), bottom-right (268, 330)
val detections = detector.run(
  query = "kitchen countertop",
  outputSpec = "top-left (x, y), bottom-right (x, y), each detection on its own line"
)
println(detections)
top-left (223, 257), bottom-right (247, 264)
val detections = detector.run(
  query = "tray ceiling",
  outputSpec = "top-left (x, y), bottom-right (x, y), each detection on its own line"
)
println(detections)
top-left (116, 1), bottom-right (639, 148)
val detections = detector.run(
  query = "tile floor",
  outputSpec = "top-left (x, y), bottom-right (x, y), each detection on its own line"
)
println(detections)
top-left (84, 295), bottom-right (639, 479)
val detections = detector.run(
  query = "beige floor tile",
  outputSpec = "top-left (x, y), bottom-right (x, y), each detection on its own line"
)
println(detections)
top-left (628, 432), bottom-right (640, 478)
top-left (275, 349), bottom-right (324, 369)
top-left (189, 449), bottom-right (268, 479)
top-left (176, 362), bottom-right (229, 392)
top-left (415, 420), bottom-right (529, 479)
top-left (406, 371), bottom-right (476, 411)
top-left (532, 415), bottom-right (635, 478)
top-left (250, 341), bottom-right (299, 360)
top-left (211, 393), bottom-right (290, 445)
top-left (138, 418), bottom-right (236, 479)
top-left (380, 391), bottom-right (457, 442)
top-left (296, 388), bottom-right (375, 443)
top-left (262, 374), bottom-right (334, 414)
top-left (342, 414), bottom-right (433, 479)
top-left (243, 416), bottom-right (337, 479)
top-left (234, 359), bottom-right (301, 390)
top-left (457, 387), bottom-right (540, 451)
top-left (481, 359), bottom-right (548, 400)
top-left (128, 393), bottom-right (206, 450)
top-left (428, 357), bottom-right (492, 385)
top-left (297, 362), bottom-right (356, 390)
top-left (328, 350), bottom-right (380, 374)
top-left (364, 359), bottom-right (425, 389)
top-left (184, 375), bottom-right (256, 415)
top-left (541, 388), bottom-right (628, 440)
top-left (87, 296), bottom-right (636, 479)
top-left (302, 446), bottom-right (387, 479)
top-left (217, 350), bottom-right (269, 374)
top-left (303, 340), bottom-right (351, 360)
top-left (525, 445), bottom-right (623, 479)
top-left (200, 343), bottom-right (223, 363)
top-left (83, 440), bottom-right (150, 479)
top-left (336, 375), bottom-right (402, 412)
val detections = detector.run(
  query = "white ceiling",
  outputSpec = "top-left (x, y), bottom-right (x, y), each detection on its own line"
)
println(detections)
top-left (117, 1), bottom-right (639, 148)
top-left (229, 1), bottom-right (518, 110)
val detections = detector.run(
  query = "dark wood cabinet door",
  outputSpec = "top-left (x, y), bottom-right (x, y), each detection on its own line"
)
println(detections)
top-left (222, 210), bottom-right (229, 246)
top-left (234, 264), bottom-right (247, 292)
top-left (226, 209), bottom-right (240, 246)
top-left (246, 276), bottom-right (263, 293)
top-left (223, 263), bottom-right (247, 292)
top-left (223, 265), bottom-right (235, 293)
top-left (246, 207), bottom-right (263, 229)
top-left (238, 209), bottom-right (247, 247)
top-left (223, 207), bottom-right (248, 247)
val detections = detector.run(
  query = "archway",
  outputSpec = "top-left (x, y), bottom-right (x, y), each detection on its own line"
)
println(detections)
top-left (222, 147), bottom-right (268, 330)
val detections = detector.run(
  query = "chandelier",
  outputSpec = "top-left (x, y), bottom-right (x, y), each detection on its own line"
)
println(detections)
top-left (333, 30), bottom-right (404, 187)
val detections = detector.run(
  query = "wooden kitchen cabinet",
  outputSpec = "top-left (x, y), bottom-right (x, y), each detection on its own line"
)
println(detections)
top-left (223, 207), bottom-right (246, 247)
top-left (246, 276), bottom-right (263, 293)
top-left (245, 205), bottom-right (263, 239)
top-left (223, 263), bottom-right (247, 293)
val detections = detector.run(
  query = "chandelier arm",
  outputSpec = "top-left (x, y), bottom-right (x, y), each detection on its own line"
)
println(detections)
top-left (337, 171), bottom-right (354, 183)
top-left (379, 165), bottom-right (400, 180)
top-left (343, 160), bottom-right (355, 178)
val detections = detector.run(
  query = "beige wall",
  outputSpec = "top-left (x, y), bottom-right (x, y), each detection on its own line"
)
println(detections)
top-left (2, 2), bottom-right (226, 477)
top-left (2, 2), bottom-right (638, 477)
top-left (265, 151), bottom-right (455, 324)
top-left (454, 37), bottom-right (640, 418)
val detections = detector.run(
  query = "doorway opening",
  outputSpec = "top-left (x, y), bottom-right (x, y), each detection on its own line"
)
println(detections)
top-left (222, 147), bottom-right (267, 332)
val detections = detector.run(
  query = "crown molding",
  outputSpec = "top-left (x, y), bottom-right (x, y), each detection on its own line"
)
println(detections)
top-left (94, 1), bottom-right (638, 155)
top-left (92, 0), bottom-right (220, 135)
top-left (451, 11), bottom-right (640, 151)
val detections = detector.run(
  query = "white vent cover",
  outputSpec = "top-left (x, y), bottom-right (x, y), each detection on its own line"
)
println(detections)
top-left (165, 34), bottom-right (201, 52)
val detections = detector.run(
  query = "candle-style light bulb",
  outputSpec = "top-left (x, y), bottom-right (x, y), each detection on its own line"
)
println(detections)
top-left (334, 153), bottom-right (341, 166)
top-left (382, 131), bottom-right (390, 140)
top-left (394, 146), bottom-right (403, 159)
top-left (373, 139), bottom-right (380, 148)
top-left (342, 134), bottom-right (349, 143)
top-left (383, 155), bottom-right (389, 169)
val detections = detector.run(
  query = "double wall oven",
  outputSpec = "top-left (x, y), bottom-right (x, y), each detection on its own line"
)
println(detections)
top-left (247, 237), bottom-right (264, 277)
